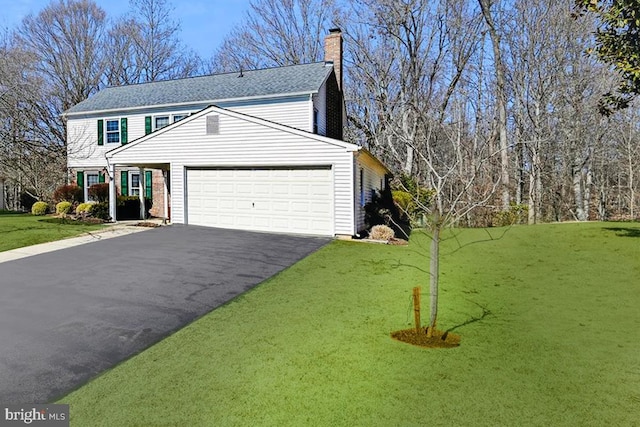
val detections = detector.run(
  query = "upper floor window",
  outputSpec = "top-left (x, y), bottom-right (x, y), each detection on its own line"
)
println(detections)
top-left (155, 116), bottom-right (170, 130)
top-left (153, 113), bottom-right (189, 131)
top-left (106, 119), bottom-right (120, 143)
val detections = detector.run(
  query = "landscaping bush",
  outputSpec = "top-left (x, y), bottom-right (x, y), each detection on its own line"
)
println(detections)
top-left (397, 174), bottom-right (435, 209)
top-left (31, 201), bottom-right (48, 216)
top-left (117, 196), bottom-right (152, 220)
top-left (392, 190), bottom-right (414, 218)
top-left (76, 202), bottom-right (91, 215)
top-left (88, 183), bottom-right (109, 203)
top-left (53, 184), bottom-right (83, 204)
top-left (493, 203), bottom-right (529, 226)
top-left (91, 202), bottom-right (110, 221)
top-left (56, 201), bottom-right (72, 215)
top-left (369, 224), bottom-right (395, 241)
top-left (364, 189), bottom-right (411, 239)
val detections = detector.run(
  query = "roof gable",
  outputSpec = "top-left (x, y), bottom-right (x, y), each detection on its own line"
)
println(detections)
top-left (66, 62), bottom-right (333, 115)
top-left (106, 105), bottom-right (360, 160)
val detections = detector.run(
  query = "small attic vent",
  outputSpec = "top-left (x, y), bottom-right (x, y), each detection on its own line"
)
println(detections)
top-left (206, 115), bottom-right (219, 135)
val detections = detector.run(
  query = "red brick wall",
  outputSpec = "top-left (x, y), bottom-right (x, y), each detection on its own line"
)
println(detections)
top-left (69, 167), bottom-right (170, 220)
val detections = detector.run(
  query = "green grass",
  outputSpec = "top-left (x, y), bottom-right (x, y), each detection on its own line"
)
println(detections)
top-left (0, 213), bottom-right (105, 252)
top-left (59, 222), bottom-right (640, 426)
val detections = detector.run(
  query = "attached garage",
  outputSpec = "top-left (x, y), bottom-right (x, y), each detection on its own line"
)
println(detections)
top-left (106, 105), bottom-right (389, 237)
top-left (186, 167), bottom-right (333, 235)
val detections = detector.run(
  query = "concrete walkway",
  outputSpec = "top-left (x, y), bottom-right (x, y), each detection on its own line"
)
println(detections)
top-left (0, 220), bottom-right (160, 264)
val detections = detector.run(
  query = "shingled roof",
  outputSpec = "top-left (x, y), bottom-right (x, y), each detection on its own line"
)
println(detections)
top-left (65, 62), bottom-right (334, 115)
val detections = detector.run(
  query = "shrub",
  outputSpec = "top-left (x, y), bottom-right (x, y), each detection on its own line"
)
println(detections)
top-left (31, 201), bottom-right (48, 216)
top-left (76, 202), bottom-right (97, 217)
top-left (369, 224), bottom-right (395, 241)
top-left (392, 175), bottom-right (435, 227)
top-left (53, 184), bottom-right (83, 204)
top-left (91, 202), bottom-right (111, 221)
top-left (364, 189), bottom-right (411, 239)
top-left (56, 201), bottom-right (72, 215)
top-left (88, 183), bottom-right (109, 203)
top-left (398, 174), bottom-right (435, 209)
top-left (392, 190), bottom-right (414, 217)
top-left (492, 203), bottom-right (529, 227)
top-left (76, 202), bottom-right (90, 215)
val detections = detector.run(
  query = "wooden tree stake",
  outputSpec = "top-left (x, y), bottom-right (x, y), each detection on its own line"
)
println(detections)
top-left (413, 286), bottom-right (421, 334)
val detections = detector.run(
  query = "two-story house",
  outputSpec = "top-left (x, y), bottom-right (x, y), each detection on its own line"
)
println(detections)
top-left (64, 29), bottom-right (388, 237)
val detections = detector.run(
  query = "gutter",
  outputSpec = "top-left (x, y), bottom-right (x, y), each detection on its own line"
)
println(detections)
top-left (63, 91), bottom-right (319, 118)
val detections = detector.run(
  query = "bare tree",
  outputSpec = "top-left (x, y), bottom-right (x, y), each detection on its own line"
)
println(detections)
top-left (209, 0), bottom-right (339, 73)
top-left (347, 0), bottom-right (499, 334)
top-left (17, 0), bottom-right (108, 148)
top-left (0, 32), bottom-right (66, 205)
top-left (478, 0), bottom-right (510, 211)
top-left (105, 0), bottom-right (201, 85)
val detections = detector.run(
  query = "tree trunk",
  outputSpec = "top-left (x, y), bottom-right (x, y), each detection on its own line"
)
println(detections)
top-left (479, 0), bottom-right (510, 210)
top-left (573, 160), bottom-right (586, 221)
top-left (428, 225), bottom-right (440, 337)
top-left (584, 166), bottom-right (592, 220)
top-left (628, 141), bottom-right (635, 219)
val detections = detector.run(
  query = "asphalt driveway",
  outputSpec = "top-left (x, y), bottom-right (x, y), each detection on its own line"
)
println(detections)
top-left (0, 225), bottom-right (329, 403)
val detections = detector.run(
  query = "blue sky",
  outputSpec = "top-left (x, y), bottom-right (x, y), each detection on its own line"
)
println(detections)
top-left (0, 0), bottom-right (253, 58)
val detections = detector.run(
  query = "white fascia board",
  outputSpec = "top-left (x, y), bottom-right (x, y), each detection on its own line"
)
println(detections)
top-left (64, 91), bottom-right (318, 118)
top-left (105, 105), bottom-right (211, 159)
top-left (107, 104), bottom-right (363, 162)
top-left (355, 148), bottom-right (391, 175)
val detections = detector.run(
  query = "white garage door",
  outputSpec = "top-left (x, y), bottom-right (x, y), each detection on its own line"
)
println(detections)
top-left (186, 167), bottom-right (333, 235)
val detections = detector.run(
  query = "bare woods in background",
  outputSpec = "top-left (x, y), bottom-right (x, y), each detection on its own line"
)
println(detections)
top-left (1, 0), bottom-right (638, 224)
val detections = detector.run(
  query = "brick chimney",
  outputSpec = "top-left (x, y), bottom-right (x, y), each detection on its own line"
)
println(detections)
top-left (324, 28), bottom-right (343, 92)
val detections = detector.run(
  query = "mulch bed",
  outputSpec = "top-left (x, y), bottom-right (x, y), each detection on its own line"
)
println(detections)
top-left (388, 237), bottom-right (408, 245)
top-left (391, 328), bottom-right (460, 348)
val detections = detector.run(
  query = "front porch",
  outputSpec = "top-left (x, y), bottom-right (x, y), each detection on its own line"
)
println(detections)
top-left (106, 162), bottom-right (171, 223)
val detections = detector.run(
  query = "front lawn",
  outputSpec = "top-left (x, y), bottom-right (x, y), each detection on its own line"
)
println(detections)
top-left (0, 212), bottom-right (105, 252)
top-left (59, 222), bottom-right (640, 426)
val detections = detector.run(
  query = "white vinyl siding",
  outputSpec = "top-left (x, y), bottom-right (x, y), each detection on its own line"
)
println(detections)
top-left (355, 154), bottom-right (388, 232)
top-left (312, 83), bottom-right (327, 136)
top-left (108, 107), bottom-right (358, 235)
top-left (67, 95), bottom-right (312, 169)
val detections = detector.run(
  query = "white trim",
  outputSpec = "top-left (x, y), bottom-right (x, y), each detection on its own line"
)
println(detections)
top-left (106, 105), bottom-right (359, 159)
top-left (108, 163), bottom-right (116, 221)
top-left (138, 167), bottom-right (145, 219)
top-left (81, 170), bottom-right (101, 201)
top-left (64, 92), bottom-right (319, 118)
top-left (163, 169), bottom-right (169, 223)
top-left (308, 93), bottom-right (314, 135)
top-left (104, 118), bottom-right (122, 144)
top-left (128, 170), bottom-right (141, 197)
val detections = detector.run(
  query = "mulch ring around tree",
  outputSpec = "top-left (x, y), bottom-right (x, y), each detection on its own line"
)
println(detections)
top-left (391, 328), bottom-right (461, 349)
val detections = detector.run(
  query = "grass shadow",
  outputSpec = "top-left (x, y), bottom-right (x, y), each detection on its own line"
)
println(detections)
top-left (446, 301), bottom-right (492, 334)
top-left (38, 217), bottom-right (103, 226)
top-left (603, 226), bottom-right (640, 238)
